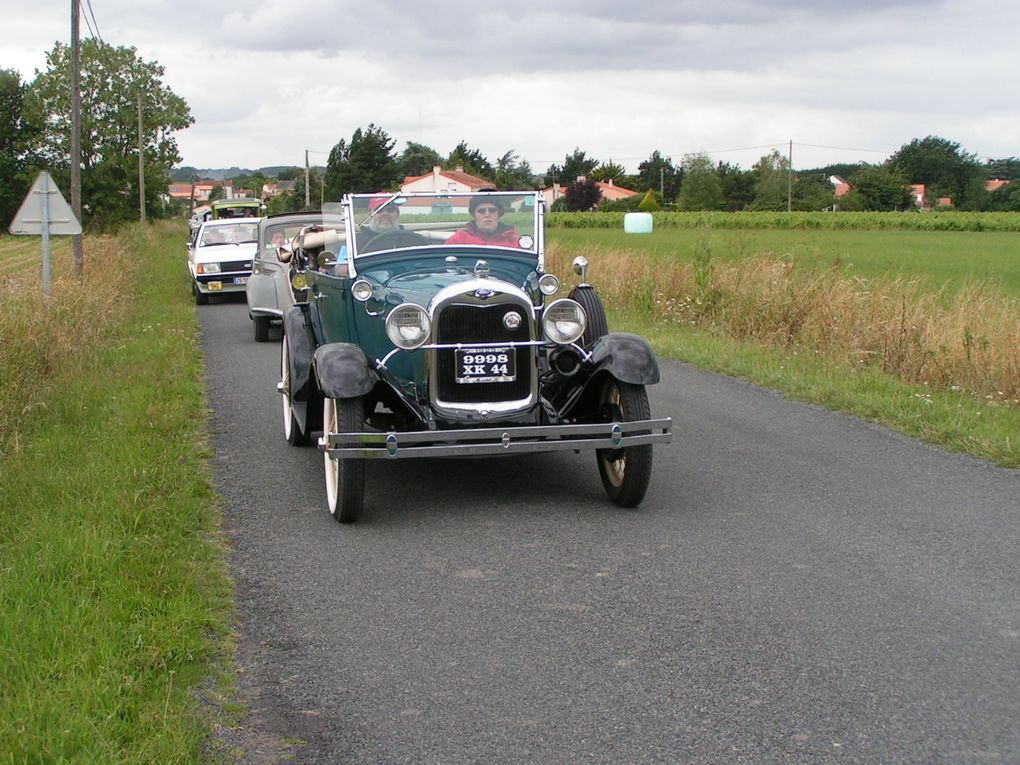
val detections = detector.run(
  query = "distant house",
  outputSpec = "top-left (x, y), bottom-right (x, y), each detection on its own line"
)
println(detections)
top-left (828, 175), bottom-right (851, 197)
top-left (401, 165), bottom-right (494, 194)
top-left (540, 177), bottom-right (639, 208)
top-left (261, 180), bottom-right (296, 200)
top-left (986, 178), bottom-right (1011, 193)
top-left (911, 184), bottom-right (927, 208)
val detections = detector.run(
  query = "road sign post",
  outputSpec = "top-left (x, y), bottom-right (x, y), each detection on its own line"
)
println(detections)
top-left (8, 171), bottom-right (83, 296)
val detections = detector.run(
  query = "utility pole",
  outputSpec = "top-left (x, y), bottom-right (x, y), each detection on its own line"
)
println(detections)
top-left (70, 0), bottom-right (83, 275)
top-left (305, 150), bottom-right (311, 208)
top-left (188, 174), bottom-right (196, 216)
top-left (787, 139), bottom-right (793, 213)
top-left (137, 88), bottom-right (146, 223)
top-left (660, 166), bottom-right (664, 197)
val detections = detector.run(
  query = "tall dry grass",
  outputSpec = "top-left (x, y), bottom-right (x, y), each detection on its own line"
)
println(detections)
top-left (0, 229), bottom-right (143, 453)
top-left (547, 242), bottom-right (1020, 406)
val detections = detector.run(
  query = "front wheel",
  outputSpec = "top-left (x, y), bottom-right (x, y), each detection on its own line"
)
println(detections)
top-left (569, 285), bottom-right (608, 348)
top-left (193, 281), bottom-right (208, 305)
top-left (323, 396), bottom-right (366, 523)
top-left (281, 333), bottom-right (310, 446)
top-left (595, 378), bottom-right (653, 508)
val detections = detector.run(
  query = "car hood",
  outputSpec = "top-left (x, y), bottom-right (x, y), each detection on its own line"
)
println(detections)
top-left (194, 242), bottom-right (257, 262)
top-left (356, 252), bottom-right (540, 309)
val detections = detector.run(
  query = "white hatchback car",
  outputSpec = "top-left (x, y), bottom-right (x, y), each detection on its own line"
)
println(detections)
top-left (188, 218), bottom-right (259, 305)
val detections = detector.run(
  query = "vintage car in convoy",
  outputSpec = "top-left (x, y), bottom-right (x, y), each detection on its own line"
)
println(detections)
top-left (187, 218), bottom-right (259, 304)
top-left (246, 211), bottom-right (344, 341)
top-left (278, 190), bottom-right (671, 522)
top-left (210, 197), bottom-right (265, 219)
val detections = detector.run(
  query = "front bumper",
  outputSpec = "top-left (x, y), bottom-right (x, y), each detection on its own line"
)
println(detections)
top-left (194, 274), bottom-right (251, 294)
top-left (320, 418), bottom-right (672, 459)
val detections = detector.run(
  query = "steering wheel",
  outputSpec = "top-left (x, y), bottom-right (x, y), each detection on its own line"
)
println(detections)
top-left (360, 229), bottom-right (428, 254)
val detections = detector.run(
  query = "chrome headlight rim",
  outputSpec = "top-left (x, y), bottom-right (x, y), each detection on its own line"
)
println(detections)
top-left (542, 298), bottom-right (586, 345)
top-left (538, 273), bottom-right (560, 296)
top-left (351, 279), bottom-right (373, 302)
top-left (385, 302), bottom-right (431, 350)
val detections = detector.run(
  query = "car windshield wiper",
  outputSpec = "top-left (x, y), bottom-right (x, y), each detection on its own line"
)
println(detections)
top-left (200, 241), bottom-right (235, 247)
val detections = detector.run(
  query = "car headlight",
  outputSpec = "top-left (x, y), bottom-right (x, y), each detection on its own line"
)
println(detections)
top-left (351, 279), bottom-right (373, 302)
top-left (198, 262), bottom-right (220, 274)
top-left (385, 303), bottom-right (431, 350)
top-left (538, 273), bottom-right (560, 296)
top-left (543, 298), bottom-right (586, 345)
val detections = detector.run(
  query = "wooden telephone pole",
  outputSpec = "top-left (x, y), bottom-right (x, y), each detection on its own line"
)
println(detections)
top-left (71, 0), bottom-right (83, 275)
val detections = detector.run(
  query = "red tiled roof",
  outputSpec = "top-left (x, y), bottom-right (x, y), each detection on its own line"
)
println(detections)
top-left (402, 168), bottom-right (494, 189)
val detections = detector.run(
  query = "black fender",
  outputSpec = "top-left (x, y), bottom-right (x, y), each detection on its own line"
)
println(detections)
top-left (282, 305), bottom-right (315, 402)
top-left (587, 332), bottom-right (660, 385)
top-left (313, 343), bottom-right (379, 400)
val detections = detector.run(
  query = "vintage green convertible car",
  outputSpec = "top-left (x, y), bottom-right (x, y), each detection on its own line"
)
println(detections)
top-left (279, 190), bottom-right (671, 522)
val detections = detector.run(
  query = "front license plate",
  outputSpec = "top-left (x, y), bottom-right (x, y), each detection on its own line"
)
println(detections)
top-left (455, 348), bottom-right (515, 383)
top-left (208, 281), bottom-right (222, 291)
top-left (233, 276), bottom-right (248, 285)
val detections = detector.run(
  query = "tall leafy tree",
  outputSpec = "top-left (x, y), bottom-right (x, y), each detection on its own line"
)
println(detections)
top-left (27, 40), bottom-right (192, 228)
top-left (984, 157), bottom-right (1020, 180)
top-left (637, 150), bottom-right (682, 199)
top-left (717, 161), bottom-right (754, 211)
top-left (887, 135), bottom-right (982, 206)
top-left (561, 148), bottom-right (599, 185)
top-left (493, 150), bottom-right (535, 190)
top-left (748, 149), bottom-right (790, 211)
top-left (676, 152), bottom-right (724, 211)
top-left (397, 141), bottom-right (442, 180)
top-left (446, 141), bottom-right (493, 179)
top-left (324, 123), bottom-right (399, 198)
top-left (839, 166), bottom-right (912, 211)
top-left (0, 68), bottom-right (39, 226)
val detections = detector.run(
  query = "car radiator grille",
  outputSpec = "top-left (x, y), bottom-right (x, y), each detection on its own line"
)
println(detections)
top-left (435, 302), bottom-right (532, 404)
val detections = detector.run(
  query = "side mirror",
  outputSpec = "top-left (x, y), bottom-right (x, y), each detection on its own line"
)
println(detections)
top-left (318, 251), bottom-right (337, 269)
top-left (572, 255), bottom-right (589, 284)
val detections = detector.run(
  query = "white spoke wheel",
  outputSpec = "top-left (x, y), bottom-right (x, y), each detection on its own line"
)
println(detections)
top-left (281, 333), bottom-right (309, 446)
top-left (323, 397), bottom-right (366, 523)
top-left (596, 378), bottom-right (653, 508)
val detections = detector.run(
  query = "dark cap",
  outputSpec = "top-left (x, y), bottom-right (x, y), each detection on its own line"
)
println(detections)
top-left (469, 193), bottom-right (504, 216)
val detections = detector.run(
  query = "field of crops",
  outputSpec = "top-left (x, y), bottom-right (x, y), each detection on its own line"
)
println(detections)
top-left (547, 226), bottom-right (1020, 296)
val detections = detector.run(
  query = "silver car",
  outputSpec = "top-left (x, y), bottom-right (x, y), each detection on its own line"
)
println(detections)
top-left (246, 212), bottom-right (343, 341)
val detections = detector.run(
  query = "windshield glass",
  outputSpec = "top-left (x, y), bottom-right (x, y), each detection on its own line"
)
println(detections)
top-left (347, 191), bottom-right (540, 258)
top-left (201, 222), bottom-right (258, 245)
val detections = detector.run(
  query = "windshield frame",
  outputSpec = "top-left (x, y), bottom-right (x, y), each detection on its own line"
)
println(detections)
top-left (341, 190), bottom-right (544, 278)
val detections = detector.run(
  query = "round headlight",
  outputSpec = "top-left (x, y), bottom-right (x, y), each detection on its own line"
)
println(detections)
top-left (385, 303), bottom-right (431, 350)
top-left (352, 279), bottom-right (373, 302)
top-left (290, 273), bottom-right (308, 291)
top-left (543, 298), bottom-right (586, 345)
top-left (538, 273), bottom-right (560, 296)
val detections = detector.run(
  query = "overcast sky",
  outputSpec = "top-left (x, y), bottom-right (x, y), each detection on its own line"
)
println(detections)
top-left (3, 0), bottom-right (1018, 174)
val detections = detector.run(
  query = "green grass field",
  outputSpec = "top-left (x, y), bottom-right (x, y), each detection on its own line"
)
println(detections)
top-left (548, 227), bottom-right (1020, 296)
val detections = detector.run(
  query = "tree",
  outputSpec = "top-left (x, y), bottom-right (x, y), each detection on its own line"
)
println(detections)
top-left (560, 148), bottom-right (600, 185)
top-left (984, 157), bottom-right (1020, 180)
top-left (748, 149), bottom-right (789, 211)
top-left (564, 177), bottom-right (601, 211)
top-left (397, 141), bottom-right (442, 180)
top-left (791, 172), bottom-right (841, 211)
top-left (887, 135), bottom-right (982, 207)
top-left (590, 160), bottom-right (627, 185)
top-left (0, 68), bottom-right (39, 227)
top-left (323, 123), bottom-right (399, 198)
top-left (636, 150), bottom-right (682, 200)
top-left (717, 161), bottom-right (754, 211)
top-left (446, 141), bottom-right (493, 179)
top-left (26, 40), bottom-right (193, 228)
top-left (493, 150), bottom-right (535, 190)
top-left (637, 189), bottom-right (660, 212)
top-left (207, 184), bottom-right (225, 202)
top-left (676, 152), bottom-right (724, 211)
top-left (839, 166), bottom-right (912, 211)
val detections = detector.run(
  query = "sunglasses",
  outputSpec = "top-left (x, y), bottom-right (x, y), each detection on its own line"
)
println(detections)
top-left (474, 206), bottom-right (500, 215)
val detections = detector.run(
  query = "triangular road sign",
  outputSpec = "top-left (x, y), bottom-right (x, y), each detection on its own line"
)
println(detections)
top-left (8, 171), bottom-right (82, 235)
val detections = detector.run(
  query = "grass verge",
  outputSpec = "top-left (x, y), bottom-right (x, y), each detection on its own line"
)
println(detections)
top-left (0, 222), bottom-right (234, 761)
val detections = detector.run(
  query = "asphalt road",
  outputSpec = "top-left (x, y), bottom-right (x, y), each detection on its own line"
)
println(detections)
top-left (201, 295), bottom-right (1020, 764)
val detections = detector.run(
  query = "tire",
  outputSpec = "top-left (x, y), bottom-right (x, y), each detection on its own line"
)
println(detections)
top-left (193, 281), bottom-right (209, 305)
top-left (323, 396), bottom-right (366, 523)
top-left (569, 285), bottom-right (607, 348)
top-left (253, 315), bottom-right (270, 342)
top-left (281, 333), bottom-right (310, 446)
top-left (595, 378), bottom-right (653, 508)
